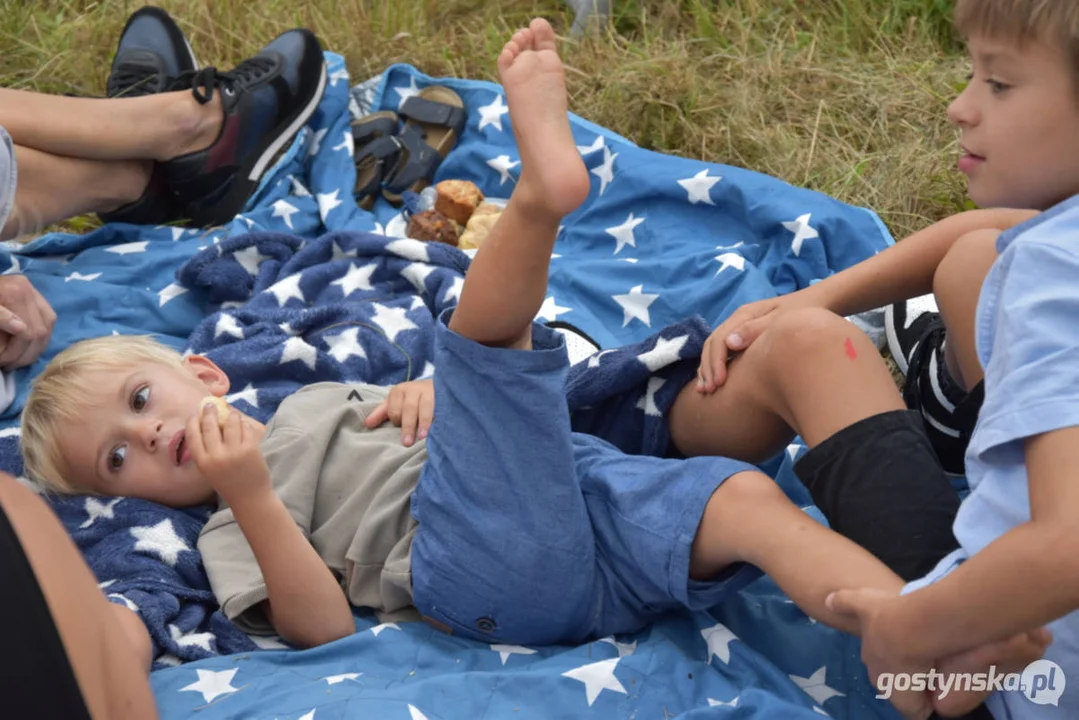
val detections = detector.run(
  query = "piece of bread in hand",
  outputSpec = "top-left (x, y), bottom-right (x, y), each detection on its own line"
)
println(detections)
top-left (459, 203), bottom-right (502, 250)
top-left (434, 180), bottom-right (484, 226)
top-left (407, 210), bottom-right (460, 246)
top-left (199, 396), bottom-right (230, 427)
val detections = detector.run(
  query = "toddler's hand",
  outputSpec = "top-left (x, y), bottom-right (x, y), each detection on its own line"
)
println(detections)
top-left (186, 403), bottom-right (270, 505)
top-left (364, 379), bottom-right (434, 446)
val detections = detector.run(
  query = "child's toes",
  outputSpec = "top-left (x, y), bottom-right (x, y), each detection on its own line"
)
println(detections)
top-left (513, 29), bottom-right (531, 50)
top-left (498, 47), bottom-right (516, 74)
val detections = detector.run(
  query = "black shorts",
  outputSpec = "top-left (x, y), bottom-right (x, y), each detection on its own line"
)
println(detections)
top-left (0, 501), bottom-right (92, 719)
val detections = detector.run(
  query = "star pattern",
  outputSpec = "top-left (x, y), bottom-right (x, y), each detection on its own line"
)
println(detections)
top-left (487, 154), bottom-right (520, 185)
top-left (80, 497), bottom-right (122, 528)
top-left (386, 239), bottom-right (430, 263)
top-left (577, 136), bottom-right (605, 155)
top-left (317, 189), bottom-right (344, 219)
top-left (329, 67), bottom-right (350, 87)
top-left (106, 241), bottom-right (149, 255)
top-left (325, 328), bottom-right (367, 364)
top-left (370, 304), bottom-right (417, 342)
top-left (783, 213), bottom-right (820, 256)
top-left (233, 245), bottom-right (269, 276)
top-left (490, 644), bottom-right (538, 665)
top-left (214, 314), bottom-right (245, 341)
top-left (605, 213), bottom-right (645, 254)
top-left (169, 624), bottom-right (216, 652)
top-left (478, 93), bottom-right (509, 132)
top-left (268, 274), bottom-right (305, 306)
top-left (714, 252), bottom-right (746, 275)
top-left (130, 519), bottom-right (190, 566)
top-left (66, 271), bottom-right (102, 282)
top-left (158, 282), bottom-right (188, 307)
top-left (280, 336), bottom-right (318, 370)
top-left (677, 169), bottom-right (721, 205)
top-left (395, 77), bottom-right (421, 108)
top-left (272, 199), bottom-right (300, 230)
top-left (180, 668), bottom-right (239, 704)
top-left (636, 376), bottom-right (666, 416)
top-left (701, 622), bottom-right (738, 664)
top-left (331, 263), bottom-right (377, 297)
top-left (323, 672), bottom-right (360, 685)
top-left (636, 334), bottom-right (688, 372)
top-left (536, 296), bottom-right (572, 322)
top-left (613, 284), bottom-right (660, 327)
top-left (227, 383), bottom-right (259, 409)
top-left (592, 145), bottom-right (618, 195)
top-left (562, 658), bottom-right (628, 706)
top-left (370, 622), bottom-right (400, 637)
top-left (789, 666), bottom-right (845, 706)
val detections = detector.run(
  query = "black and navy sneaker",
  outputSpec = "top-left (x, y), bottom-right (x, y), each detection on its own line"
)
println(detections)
top-left (105, 6), bottom-right (199, 98)
top-left (161, 28), bottom-right (327, 227)
top-left (886, 295), bottom-right (981, 475)
top-left (99, 6), bottom-right (199, 226)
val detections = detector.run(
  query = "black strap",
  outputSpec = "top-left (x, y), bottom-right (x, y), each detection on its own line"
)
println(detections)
top-left (382, 125), bottom-right (442, 194)
top-left (399, 96), bottom-right (466, 137)
top-left (351, 114), bottom-right (398, 148)
top-left (354, 135), bottom-right (403, 197)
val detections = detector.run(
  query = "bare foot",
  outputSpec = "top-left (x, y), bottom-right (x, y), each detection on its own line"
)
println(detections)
top-left (931, 628), bottom-right (1052, 716)
top-left (498, 18), bottom-right (590, 218)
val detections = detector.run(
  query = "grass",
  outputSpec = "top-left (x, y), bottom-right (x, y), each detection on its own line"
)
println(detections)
top-left (0, 0), bottom-right (972, 240)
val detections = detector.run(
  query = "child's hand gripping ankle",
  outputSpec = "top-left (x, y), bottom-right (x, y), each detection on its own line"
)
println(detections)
top-left (364, 379), bottom-right (434, 447)
top-left (827, 588), bottom-right (1052, 718)
top-left (186, 402), bottom-right (270, 506)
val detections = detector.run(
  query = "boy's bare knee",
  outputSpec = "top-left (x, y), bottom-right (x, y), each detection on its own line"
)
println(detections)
top-left (756, 306), bottom-right (856, 370)
top-left (692, 470), bottom-right (789, 575)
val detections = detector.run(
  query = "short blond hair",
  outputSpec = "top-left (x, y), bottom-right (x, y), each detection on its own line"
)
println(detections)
top-left (22, 335), bottom-right (185, 494)
top-left (955, 0), bottom-right (1079, 89)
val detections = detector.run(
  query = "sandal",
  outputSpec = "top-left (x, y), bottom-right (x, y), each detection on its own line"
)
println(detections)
top-left (351, 111), bottom-right (400, 209)
top-left (381, 86), bottom-right (466, 205)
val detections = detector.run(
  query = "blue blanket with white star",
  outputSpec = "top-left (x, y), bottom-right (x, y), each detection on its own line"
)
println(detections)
top-left (0, 53), bottom-right (906, 719)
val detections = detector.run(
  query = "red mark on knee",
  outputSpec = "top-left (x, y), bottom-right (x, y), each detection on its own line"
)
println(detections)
top-left (844, 337), bottom-right (857, 360)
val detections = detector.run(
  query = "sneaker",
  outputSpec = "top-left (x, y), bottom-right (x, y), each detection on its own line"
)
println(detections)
top-left (161, 29), bottom-right (327, 227)
top-left (105, 6), bottom-right (199, 98)
top-left (886, 296), bottom-right (977, 474)
top-left (99, 6), bottom-right (198, 227)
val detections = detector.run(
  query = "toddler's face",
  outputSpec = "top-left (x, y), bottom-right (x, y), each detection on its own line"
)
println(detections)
top-left (948, 34), bottom-right (1079, 211)
top-left (56, 356), bottom-right (228, 507)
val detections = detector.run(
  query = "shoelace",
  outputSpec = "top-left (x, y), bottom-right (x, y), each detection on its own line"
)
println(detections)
top-left (901, 314), bottom-right (947, 411)
top-left (189, 56), bottom-right (277, 106)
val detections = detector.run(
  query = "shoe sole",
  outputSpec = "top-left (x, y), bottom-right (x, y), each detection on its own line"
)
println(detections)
top-left (883, 302), bottom-right (908, 375)
top-left (192, 59), bottom-right (328, 226)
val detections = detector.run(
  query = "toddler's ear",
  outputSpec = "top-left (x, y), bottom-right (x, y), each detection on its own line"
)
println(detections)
top-left (182, 355), bottom-right (231, 396)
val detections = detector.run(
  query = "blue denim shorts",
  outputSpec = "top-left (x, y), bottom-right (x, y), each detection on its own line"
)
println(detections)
top-left (410, 310), bottom-right (761, 646)
top-left (0, 127), bottom-right (15, 234)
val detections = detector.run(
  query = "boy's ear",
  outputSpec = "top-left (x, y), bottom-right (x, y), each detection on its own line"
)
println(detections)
top-left (181, 355), bottom-right (231, 396)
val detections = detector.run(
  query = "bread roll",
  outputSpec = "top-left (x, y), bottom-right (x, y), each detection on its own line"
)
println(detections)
top-left (407, 210), bottom-right (460, 246)
top-left (434, 180), bottom-right (484, 226)
top-left (199, 396), bottom-right (230, 427)
top-left (459, 203), bottom-right (502, 250)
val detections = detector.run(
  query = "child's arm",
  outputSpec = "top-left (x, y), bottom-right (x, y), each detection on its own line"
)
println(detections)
top-left (188, 405), bottom-right (355, 648)
top-left (698, 208), bottom-right (1034, 389)
top-left (833, 425), bottom-right (1079, 665)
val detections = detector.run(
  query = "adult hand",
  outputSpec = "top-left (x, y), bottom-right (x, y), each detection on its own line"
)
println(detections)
top-left (0, 275), bottom-right (56, 369)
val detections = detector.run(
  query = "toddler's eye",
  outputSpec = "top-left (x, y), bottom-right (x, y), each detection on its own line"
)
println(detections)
top-left (108, 445), bottom-right (127, 471)
top-left (132, 385), bottom-right (150, 412)
top-left (987, 79), bottom-right (1011, 94)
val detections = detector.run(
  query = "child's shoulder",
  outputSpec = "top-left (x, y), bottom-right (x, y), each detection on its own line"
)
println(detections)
top-left (999, 194), bottom-right (1079, 258)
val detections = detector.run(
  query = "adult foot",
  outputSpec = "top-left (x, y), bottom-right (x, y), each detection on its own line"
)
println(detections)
top-left (161, 28), bottom-right (327, 227)
top-left (498, 18), bottom-right (590, 218)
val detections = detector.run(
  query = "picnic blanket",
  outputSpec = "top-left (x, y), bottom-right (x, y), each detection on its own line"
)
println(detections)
top-left (0, 53), bottom-right (905, 719)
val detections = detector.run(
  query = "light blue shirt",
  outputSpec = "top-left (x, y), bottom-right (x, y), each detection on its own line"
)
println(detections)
top-left (905, 195), bottom-right (1079, 718)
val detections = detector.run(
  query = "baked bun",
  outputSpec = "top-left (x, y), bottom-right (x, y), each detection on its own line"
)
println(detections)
top-left (199, 396), bottom-right (230, 427)
top-left (434, 180), bottom-right (484, 226)
top-left (407, 209), bottom-right (460, 246)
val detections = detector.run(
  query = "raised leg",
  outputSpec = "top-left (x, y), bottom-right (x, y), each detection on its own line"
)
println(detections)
top-left (933, 229), bottom-right (999, 391)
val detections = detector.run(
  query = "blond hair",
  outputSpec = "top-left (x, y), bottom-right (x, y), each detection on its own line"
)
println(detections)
top-left (955, 0), bottom-right (1079, 88)
top-left (22, 335), bottom-right (185, 494)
